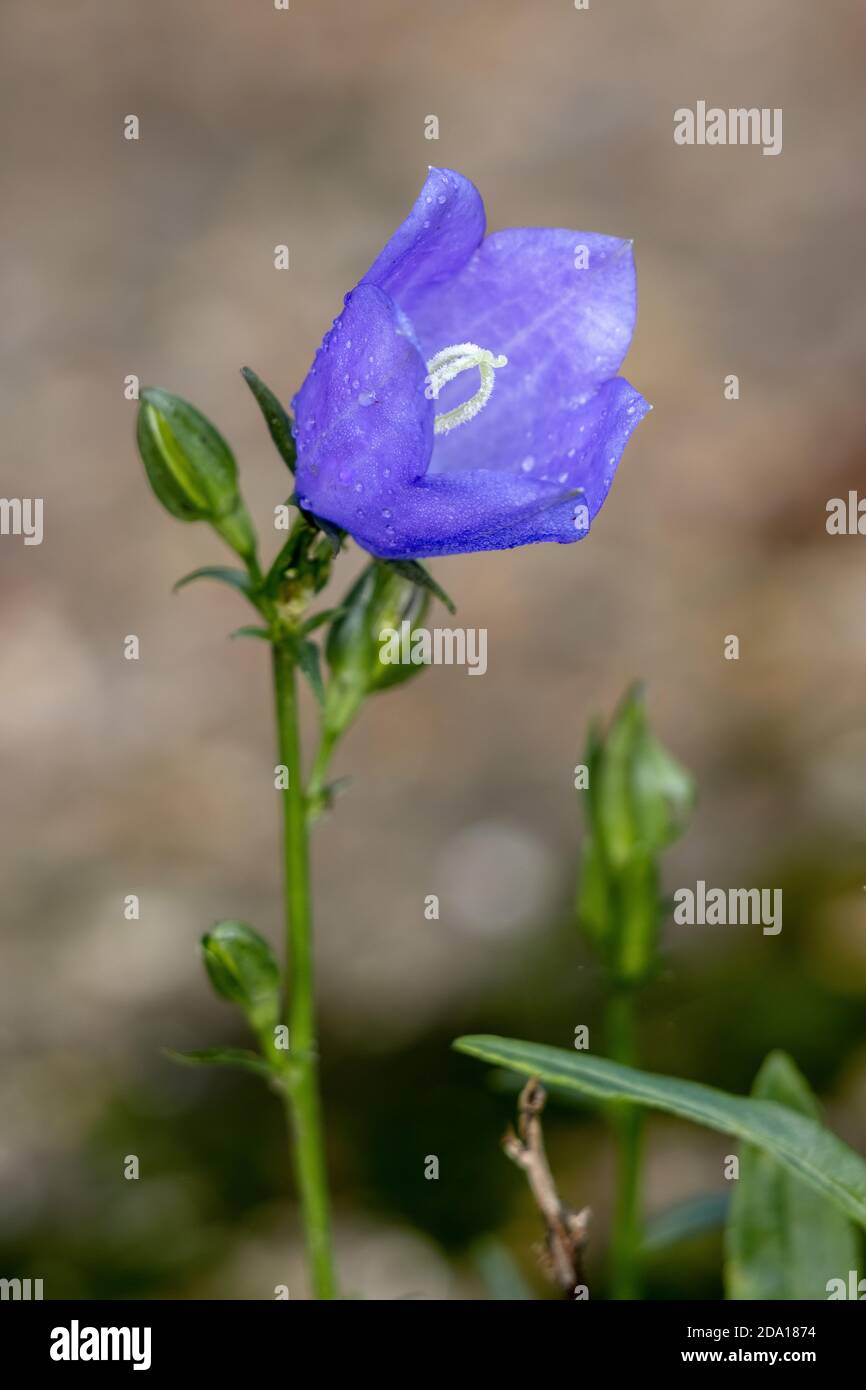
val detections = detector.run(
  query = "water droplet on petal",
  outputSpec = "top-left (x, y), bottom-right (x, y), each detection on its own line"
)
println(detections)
top-left (352, 379), bottom-right (360, 390)
top-left (567, 447), bottom-right (576, 457)
top-left (357, 390), bottom-right (375, 406)
top-left (382, 508), bottom-right (392, 519)
top-left (521, 455), bottom-right (535, 472)
top-left (354, 482), bottom-right (363, 492)
top-left (437, 194), bottom-right (446, 204)
top-left (558, 472), bottom-right (568, 483)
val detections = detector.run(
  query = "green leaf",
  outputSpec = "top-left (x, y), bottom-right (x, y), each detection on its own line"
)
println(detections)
top-left (229, 625), bottom-right (272, 641)
top-left (241, 366), bottom-right (296, 474)
top-left (165, 1047), bottom-right (274, 1080)
top-left (453, 1036), bottom-right (866, 1229)
top-left (382, 559), bottom-right (456, 615)
top-left (295, 639), bottom-right (324, 706)
top-left (201, 921), bottom-right (280, 1040)
top-left (725, 1051), bottom-right (861, 1300)
top-left (173, 566), bottom-right (255, 597)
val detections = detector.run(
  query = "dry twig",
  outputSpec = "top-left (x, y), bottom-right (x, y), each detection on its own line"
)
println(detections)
top-left (502, 1077), bottom-right (590, 1296)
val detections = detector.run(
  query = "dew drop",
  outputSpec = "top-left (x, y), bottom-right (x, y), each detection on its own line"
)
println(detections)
top-left (558, 472), bottom-right (568, 483)
top-left (521, 455), bottom-right (535, 472)
top-left (352, 378), bottom-right (360, 389)
top-left (567, 447), bottom-right (576, 457)
top-left (382, 508), bottom-right (392, 519)
top-left (357, 390), bottom-right (375, 406)
top-left (437, 194), bottom-right (446, 204)
top-left (354, 482), bottom-right (363, 492)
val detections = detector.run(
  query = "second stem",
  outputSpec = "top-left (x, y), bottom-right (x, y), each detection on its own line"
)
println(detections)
top-left (272, 640), bottom-right (337, 1300)
top-left (606, 989), bottom-right (643, 1300)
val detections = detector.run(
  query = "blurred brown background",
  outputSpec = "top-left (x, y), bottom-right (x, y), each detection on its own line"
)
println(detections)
top-left (2, 0), bottom-right (865, 1299)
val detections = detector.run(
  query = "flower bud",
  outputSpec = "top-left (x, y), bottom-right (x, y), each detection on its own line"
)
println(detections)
top-left (201, 921), bottom-right (280, 1040)
top-left (323, 561), bottom-right (430, 737)
top-left (578, 686), bottom-right (693, 984)
top-left (137, 388), bottom-right (257, 562)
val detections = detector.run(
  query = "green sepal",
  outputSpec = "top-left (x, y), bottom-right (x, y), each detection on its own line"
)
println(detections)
top-left (229, 626), bottom-right (272, 641)
top-left (264, 520), bottom-right (334, 606)
top-left (240, 366), bottom-right (296, 474)
top-left (382, 558), bottom-right (456, 614)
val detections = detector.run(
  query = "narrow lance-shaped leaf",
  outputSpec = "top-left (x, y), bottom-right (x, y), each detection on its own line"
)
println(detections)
top-left (724, 1050), bottom-right (861, 1300)
top-left (165, 1047), bottom-right (275, 1080)
top-left (173, 566), bottom-right (255, 597)
top-left (295, 639), bottom-right (325, 706)
top-left (453, 1035), bottom-right (866, 1230)
top-left (241, 366), bottom-right (297, 474)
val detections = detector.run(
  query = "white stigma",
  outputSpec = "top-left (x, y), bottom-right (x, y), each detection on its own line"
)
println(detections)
top-left (425, 342), bottom-right (508, 435)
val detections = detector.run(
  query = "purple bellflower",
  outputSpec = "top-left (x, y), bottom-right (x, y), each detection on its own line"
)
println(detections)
top-left (293, 168), bottom-right (649, 559)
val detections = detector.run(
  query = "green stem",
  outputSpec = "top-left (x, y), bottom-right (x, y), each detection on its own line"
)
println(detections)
top-left (272, 640), bottom-right (338, 1300)
top-left (606, 990), bottom-right (643, 1300)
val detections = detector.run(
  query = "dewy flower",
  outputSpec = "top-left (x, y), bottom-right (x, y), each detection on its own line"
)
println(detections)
top-left (293, 167), bottom-right (649, 559)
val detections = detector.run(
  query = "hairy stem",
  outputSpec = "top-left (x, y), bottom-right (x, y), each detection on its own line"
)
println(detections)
top-left (272, 640), bottom-right (337, 1300)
